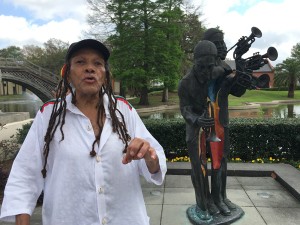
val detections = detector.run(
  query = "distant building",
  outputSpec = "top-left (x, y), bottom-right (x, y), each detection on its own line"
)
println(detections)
top-left (225, 59), bottom-right (275, 88)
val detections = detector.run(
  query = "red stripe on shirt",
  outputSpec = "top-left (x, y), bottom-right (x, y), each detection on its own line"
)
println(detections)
top-left (116, 97), bottom-right (132, 110)
top-left (40, 101), bottom-right (56, 113)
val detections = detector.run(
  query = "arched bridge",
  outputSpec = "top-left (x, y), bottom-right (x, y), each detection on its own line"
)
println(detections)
top-left (0, 57), bottom-right (60, 102)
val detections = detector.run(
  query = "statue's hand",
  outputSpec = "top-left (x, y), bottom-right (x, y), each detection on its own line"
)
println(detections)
top-left (235, 72), bottom-right (253, 89)
top-left (196, 115), bottom-right (214, 127)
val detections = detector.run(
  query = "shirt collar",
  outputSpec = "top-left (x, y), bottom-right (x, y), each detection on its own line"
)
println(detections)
top-left (65, 93), bottom-right (121, 120)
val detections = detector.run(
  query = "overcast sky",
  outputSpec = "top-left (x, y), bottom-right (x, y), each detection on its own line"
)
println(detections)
top-left (0, 0), bottom-right (298, 66)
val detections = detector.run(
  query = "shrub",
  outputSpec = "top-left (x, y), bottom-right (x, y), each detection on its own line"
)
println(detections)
top-left (3, 118), bottom-right (300, 163)
top-left (0, 122), bottom-right (32, 194)
top-left (15, 121), bottom-right (33, 144)
top-left (144, 118), bottom-right (300, 161)
top-left (143, 119), bottom-right (187, 159)
top-left (229, 118), bottom-right (300, 161)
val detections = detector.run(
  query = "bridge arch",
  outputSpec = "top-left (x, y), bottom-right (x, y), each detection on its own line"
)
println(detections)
top-left (0, 58), bottom-right (60, 102)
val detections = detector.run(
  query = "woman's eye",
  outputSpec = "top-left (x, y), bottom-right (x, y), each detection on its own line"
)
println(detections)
top-left (95, 61), bottom-right (104, 66)
top-left (76, 60), bottom-right (84, 64)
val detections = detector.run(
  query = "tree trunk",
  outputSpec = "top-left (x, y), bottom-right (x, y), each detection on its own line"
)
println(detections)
top-left (162, 86), bottom-right (168, 102)
top-left (139, 86), bottom-right (149, 105)
top-left (119, 82), bottom-right (126, 98)
top-left (287, 81), bottom-right (295, 98)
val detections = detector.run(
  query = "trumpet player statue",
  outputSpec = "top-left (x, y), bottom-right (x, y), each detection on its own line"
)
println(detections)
top-left (179, 27), bottom-right (277, 224)
top-left (179, 29), bottom-right (248, 224)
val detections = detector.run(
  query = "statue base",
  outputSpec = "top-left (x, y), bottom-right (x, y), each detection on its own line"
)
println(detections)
top-left (187, 204), bottom-right (244, 225)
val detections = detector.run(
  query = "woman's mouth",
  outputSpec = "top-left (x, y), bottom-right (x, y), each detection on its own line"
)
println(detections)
top-left (84, 76), bottom-right (96, 83)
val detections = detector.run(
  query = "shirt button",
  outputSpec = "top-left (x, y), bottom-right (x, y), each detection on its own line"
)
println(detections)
top-left (96, 155), bottom-right (101, 162)
top-left (87, 125), bottom-right (92, 131)
top-left (98, 187), bottom-right (104, 194)
top-left (102, 217), bottom-right (107, 224)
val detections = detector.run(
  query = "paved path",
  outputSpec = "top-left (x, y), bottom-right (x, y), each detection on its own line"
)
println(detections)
top-left (1, 163), bottom-right (299, 225)
top-left (0, 119), bottom-right (33, 142)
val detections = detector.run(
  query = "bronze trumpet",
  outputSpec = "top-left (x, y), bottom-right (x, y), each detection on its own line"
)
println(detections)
top-left (206, 101), bottom-right (221, 142)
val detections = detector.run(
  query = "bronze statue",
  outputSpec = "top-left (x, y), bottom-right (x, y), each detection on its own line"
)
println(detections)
top-left (178, 40), bottom-right (218, 221)
top-left (178, 27), bottom-right (278, 224)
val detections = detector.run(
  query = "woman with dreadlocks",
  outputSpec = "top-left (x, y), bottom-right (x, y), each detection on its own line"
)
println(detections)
top-left (0, 39), bottom-right (167, 225)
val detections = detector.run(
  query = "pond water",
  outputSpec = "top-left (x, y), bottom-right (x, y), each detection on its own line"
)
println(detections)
top-left (139, 104), bottom-right (300, 119)
top-left (0, 99), bottom-right (42, 118)
top-left (0, 95), bottom-right (300, 120)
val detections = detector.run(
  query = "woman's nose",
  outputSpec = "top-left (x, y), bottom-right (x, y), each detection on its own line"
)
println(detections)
top-left (85, 64), bottom-right (95, 73)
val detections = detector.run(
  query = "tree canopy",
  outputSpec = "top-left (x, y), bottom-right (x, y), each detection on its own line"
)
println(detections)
top-left (0, 46), bottom-right (23, 58)
top-left (86, 0), bottom-right (205, 105)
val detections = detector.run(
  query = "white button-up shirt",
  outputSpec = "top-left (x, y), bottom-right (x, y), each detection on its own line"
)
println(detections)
top-left (0, 94), bottom-right (167, 225)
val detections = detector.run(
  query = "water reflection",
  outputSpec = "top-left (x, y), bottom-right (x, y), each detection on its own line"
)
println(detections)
top-left (1, 97), bottom-right (300, 120)
top-left (266, 104), bottom-right (300, 118)
top-left (140, 104), bottom-right (300, 119)
top-left (0, 94), bottom-right (43, 118)
top-left (139, 110), bottom-right (183, 120)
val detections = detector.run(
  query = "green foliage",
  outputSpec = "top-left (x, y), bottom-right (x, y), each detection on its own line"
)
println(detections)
top-left (0, 140), bottom-right (20, 162)
top-left (143, 118), bottom-right (300, 161)
top-left (15, 122), bottom-right (33, 144)
top-left (274, 42), bottom-right (300, 98)
top-left (229, 118), bottom-right (300, 161)
top-left (22, 38), bottom-right (69, 75)
top-left (108, 0), bottom-right (185, 104)
top-left (143, 118), bottom-right (187, 158)
top-left (2, 117), bottom-right (299, 170)
top-left (86, 0), bottom-right (203, 104)
top-left (0, 46), bottom-right (24, 58)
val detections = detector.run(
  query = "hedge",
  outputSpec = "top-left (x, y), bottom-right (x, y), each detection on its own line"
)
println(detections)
top-left (7, 118), bottom-right (300, 161)
top-left (143, 118), bottom-right (300, 161)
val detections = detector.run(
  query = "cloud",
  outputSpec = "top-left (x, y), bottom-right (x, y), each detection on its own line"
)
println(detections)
top-left (1, 0), bottom-right (298, 66)
top-left (197, 0), bottom-right (300, 65)
top-left (0, 0), bottom-right (89, 48)
top-left (0, 15), bottom-right (88, 48)
top-left (4, 0), bottom-right (87, 21)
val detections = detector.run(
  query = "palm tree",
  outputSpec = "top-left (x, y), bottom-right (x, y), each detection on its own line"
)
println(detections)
top-left (275, 56), bottom-right (300, 98)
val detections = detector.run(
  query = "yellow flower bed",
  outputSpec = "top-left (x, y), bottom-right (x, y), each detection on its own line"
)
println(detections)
top-left (167, 155), bottom-right (300, 169)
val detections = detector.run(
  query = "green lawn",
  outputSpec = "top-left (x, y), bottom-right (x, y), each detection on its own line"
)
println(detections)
top-left (228, 89), bottom-right (300, 106)
top-left (128, 90), bottom-right (300, 108)
top-left (1, 90), bottom-right (299, 108)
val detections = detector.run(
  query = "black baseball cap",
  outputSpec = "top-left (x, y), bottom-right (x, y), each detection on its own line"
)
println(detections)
top-left (65, 39), bottom-right (110, 62)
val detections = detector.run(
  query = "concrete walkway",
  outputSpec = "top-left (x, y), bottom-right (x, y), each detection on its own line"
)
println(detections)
top-left (1, 163), bottom-right (299, 225)
top-left (0, 119), bottom-right (33, 142)
top-left (1, 107), bottom-right (300, 224)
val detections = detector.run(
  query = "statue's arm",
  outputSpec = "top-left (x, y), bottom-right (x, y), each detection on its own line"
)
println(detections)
top-left (178, 81), bottom-right (201, 126)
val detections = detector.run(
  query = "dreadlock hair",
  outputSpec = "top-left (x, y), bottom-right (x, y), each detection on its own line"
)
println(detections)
top-left (41, 61), bottom-right (131, 178)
